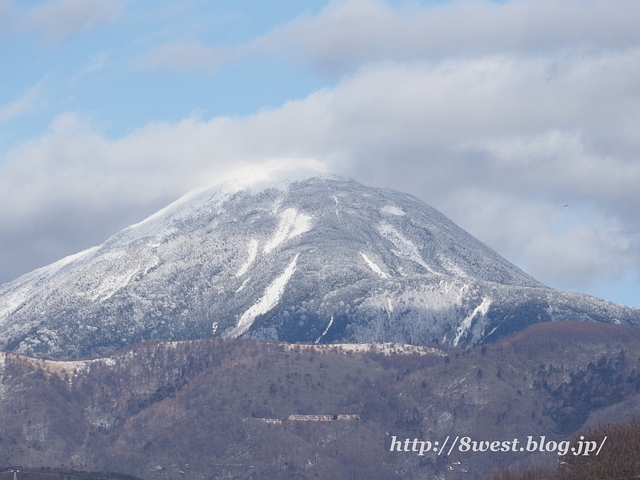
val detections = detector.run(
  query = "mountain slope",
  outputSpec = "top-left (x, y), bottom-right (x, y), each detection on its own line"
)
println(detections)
top-left (1, 165), bottom-right (638, 359)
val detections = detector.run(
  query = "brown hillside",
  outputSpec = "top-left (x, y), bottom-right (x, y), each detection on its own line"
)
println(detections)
top-left (2, 322), bottom-right (640, 479)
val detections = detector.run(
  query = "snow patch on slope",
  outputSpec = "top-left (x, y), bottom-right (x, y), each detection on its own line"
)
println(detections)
top-left (263, 209), bottom-right (312, 254)
top-left (359, 252), bottom-right (388, 278)
top-left (315, 315), bottom-right (334, 344)
top-left (382, 205), bottom-right (405, 216)
top-left (351, 280), bottom-right (468, 343)
top-left (224, 254), bottom-right (300, 339)
top-left (378, 223), bottom-right (436, 274)
top-left (79, 252), bottom-right (137, 302)
top-left (453, 298), bottom-right (491, 347)
top-left (237, 239), bottom-right (258, 277)
top-left (440, 257), bottom-right (467, 277)
top-left (0, 246), bottom-right (99, 324)
top-left (72, 250), bottom-right (159, 303)
top-left (236, 277), bottom-right (250, 293)
top-left (91, 272), bottom-right (137, 303)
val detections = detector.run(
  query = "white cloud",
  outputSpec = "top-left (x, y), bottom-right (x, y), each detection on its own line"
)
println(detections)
top-left (525, 225), bottom-right (637, 288)
top-left (139, 0), bottom-right (640, 73)
top-left (70, 52), bottom-right (108, 84)
top-left (437, 188), bottom-right (558, 261)
top-left (0, 0), bottom-right (15, 35)
top-left (136, 40), bottom-right (247, 72)
top-left (82, 51), bottom-right (107, 74)
top-left (0, 82), bottom-right (44, 122)
top-left (23, 0), bottom-right (123, 43)
top-left (2, 41), bottom-right (640, 290)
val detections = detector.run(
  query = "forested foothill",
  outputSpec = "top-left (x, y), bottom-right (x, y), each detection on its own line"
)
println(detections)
top-left (2, 321), bottom-right (640, 479)
top-left (491, 416), bottom-right (640, 479)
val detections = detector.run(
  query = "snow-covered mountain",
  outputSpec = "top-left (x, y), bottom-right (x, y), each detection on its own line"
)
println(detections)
top-left (1, 162), bottom-right (639, 359)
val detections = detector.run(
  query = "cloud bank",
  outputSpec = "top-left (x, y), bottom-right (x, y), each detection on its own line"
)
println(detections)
top-left (0, 0), bottom-right (123, 43)
top-left (1, 0), bottom-right (639, 303)
top-left (138, 0), bottom-right (640, 73)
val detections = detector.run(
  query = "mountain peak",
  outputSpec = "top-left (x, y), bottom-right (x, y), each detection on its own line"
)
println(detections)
top-left (110, 158), bottom-right (340, 248)
top-left (1, 169), bottom-right (638, 359)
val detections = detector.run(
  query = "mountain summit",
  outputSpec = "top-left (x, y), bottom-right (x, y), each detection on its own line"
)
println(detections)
top-left (1, 162), bottom-right (638, 358)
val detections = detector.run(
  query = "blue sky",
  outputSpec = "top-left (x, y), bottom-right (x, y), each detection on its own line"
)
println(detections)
top-left (0, 1), bottom-right (328, 145)
top-left (1, 0), bottom-right (640, 308)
